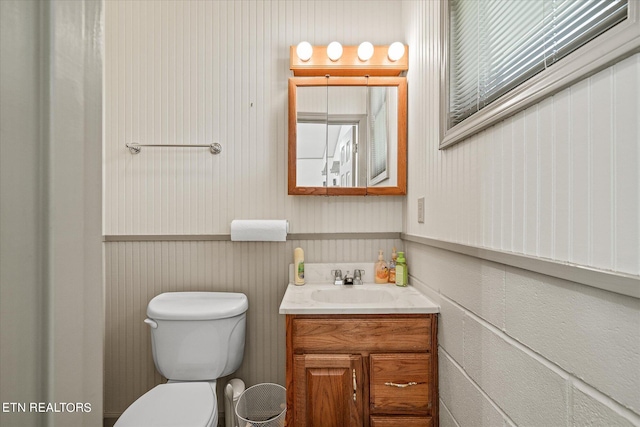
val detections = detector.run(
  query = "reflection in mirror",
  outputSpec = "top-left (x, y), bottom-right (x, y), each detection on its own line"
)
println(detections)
top-left (288, 77), bottom-right (406, 195)
top-left (298, 122), bottom-right (361, 187)
top-left (368, 86), bottom-right (397, 187)
top-left (296, 86), bottom-right (368, 188)
top-left (327, 86), bottom-right (367, 188)
top-left (295, 86), bottom-right (326, 187)
top-left (295, 85), bottom-right (398, 189)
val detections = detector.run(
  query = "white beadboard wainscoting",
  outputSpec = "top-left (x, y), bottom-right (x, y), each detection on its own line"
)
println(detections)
top-left (104, 0), bottom-right (405, 236)
top-left (103, 237), bottom-right (401, 419)
top-left (104, 0), bottom-right (410, 422)
top-left (404, 0), bottom-right (639, 278)
top-left (103, 1), bottom-right (640, 426)
top-left (402, 1), bottom-right (640, 426)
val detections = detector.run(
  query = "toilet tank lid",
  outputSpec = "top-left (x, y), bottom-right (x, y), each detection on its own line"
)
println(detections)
top-left (147, 292), bottom-right (248, 320)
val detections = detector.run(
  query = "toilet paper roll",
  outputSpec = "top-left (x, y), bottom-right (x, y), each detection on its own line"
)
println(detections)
top-left (230, 220), bottom-right (289, 242)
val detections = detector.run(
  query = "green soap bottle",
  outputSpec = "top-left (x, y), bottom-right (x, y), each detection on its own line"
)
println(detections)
top-left (395, 251), bottom-right (408, 287)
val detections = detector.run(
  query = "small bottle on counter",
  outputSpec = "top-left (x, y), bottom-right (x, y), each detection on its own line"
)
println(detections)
top-left (395, 251), bottom-right (408, 287)
top-left (374, 249), bottom-right (389, 284)
top-left (294, 247), bottom-right (305, 285)
top-left (388, 247), bottom-right (397, 283)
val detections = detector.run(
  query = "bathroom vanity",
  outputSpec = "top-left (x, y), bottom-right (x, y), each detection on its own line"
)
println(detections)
top-left (280, 268), bottom-right (439, 427)
top-left (285, 313), bottom-right (437, 427)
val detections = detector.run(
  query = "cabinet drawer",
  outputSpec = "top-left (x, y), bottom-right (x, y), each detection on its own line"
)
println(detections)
top-left (292, 316), bottom-right (431, 353)
top-left (371, 416), bottom-right (433, 427)
top-left (370, 353), bottom-right (432, 414)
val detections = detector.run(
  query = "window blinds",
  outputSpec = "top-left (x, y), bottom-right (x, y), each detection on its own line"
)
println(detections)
top-left (449, 0), bottom-right (628, 127)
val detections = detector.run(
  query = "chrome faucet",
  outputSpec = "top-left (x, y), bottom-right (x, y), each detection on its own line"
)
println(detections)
top-left (331, 269), bottom-right (343, 285)
top-left (344, 271), bottom-right (354, 285)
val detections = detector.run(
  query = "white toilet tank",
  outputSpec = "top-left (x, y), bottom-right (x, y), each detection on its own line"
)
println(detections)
top-left (146, 292), bottom-right (248, 381)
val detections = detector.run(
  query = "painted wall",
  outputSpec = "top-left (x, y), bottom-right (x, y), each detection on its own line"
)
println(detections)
top-left (1, 2), bottom-right (46, 425)
top-left (0, 1), bottom-right (103, 426)
top-left (104, 0), bottom-right (406, 419)
top-left (403, 1), bottom-right (640, 426)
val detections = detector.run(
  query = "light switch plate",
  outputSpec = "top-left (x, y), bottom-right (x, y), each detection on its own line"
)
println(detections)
top-left (418, 197), bottom-right (425, 223)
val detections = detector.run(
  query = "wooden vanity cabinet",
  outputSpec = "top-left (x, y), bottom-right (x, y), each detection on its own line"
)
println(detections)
top-left (285, 314), bottom-right (438, 427)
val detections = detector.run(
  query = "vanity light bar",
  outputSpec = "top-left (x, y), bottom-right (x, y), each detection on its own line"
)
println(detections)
top-left (290, 44), bottom-right (408, 76)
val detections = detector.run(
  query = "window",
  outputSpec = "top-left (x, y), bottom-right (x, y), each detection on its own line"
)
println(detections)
top-left (441, 0), bottom-right (640, 149)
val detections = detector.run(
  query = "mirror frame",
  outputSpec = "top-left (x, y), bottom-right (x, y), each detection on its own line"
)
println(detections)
top-left (288, 76), bottom-right (407, 196)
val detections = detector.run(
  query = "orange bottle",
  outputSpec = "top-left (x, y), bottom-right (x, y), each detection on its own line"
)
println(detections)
top-left (374, 250), bottom-right (389, 283)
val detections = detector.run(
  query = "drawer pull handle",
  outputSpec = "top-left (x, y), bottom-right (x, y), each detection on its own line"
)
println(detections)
top-left (384, 381), bottom-right (421, 388)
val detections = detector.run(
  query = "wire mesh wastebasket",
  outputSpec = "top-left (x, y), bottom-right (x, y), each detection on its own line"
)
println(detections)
top-left (235, 383), bottom-right (286, 427)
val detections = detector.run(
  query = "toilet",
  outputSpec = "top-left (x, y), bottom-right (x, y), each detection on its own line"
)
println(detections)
top-left (115, 291), bottom-right (248, 427)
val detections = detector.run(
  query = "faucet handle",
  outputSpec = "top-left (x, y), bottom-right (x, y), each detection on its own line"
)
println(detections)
top-left (331, 269), bottom-right (343, 285)
top-left (354, 269), bottom-right (365, 285)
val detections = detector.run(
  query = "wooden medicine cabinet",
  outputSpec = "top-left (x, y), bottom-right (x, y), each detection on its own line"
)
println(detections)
top-left (287, 44), bottom-right (408, 196)
top-left (288, 76), bottom-right (407, 196)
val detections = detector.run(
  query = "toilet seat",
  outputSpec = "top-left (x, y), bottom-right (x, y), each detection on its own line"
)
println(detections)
top-left (114, 382), bottom-right (217, 427)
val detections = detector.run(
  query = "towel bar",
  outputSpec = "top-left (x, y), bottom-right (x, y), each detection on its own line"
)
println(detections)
top-left (126, 142), bottom-right (222, 155)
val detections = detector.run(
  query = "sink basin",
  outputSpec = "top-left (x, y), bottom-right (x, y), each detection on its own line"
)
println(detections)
top-left (311, 288), bottom-right (395, 304)
top-left (279, 271), bottom-right (440, 314)
top-left (280, 282), bottom-right (440, 314)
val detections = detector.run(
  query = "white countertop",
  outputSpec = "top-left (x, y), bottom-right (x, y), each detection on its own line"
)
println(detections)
top-left (278, 282), bottom-right (440, 315)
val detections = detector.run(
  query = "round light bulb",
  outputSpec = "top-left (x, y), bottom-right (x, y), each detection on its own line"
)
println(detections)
top-left (357, 42), bottom-right (374, 61)
top-left (296, 41), bottom-right (313, 62)
top-left (388, 42), bottom-right (405, 62)
top-left (327, 41), bottom-right (343, 62)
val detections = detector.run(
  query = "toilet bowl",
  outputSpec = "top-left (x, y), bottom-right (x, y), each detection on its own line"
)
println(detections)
top-left (115, 292), bottom-right (248, 427)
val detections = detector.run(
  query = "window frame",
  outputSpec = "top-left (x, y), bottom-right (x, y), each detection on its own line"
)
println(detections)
top-left (440, 0), bottom-right (640, 149)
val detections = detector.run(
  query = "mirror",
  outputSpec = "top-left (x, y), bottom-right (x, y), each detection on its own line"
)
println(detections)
top-left (288, 76), bottom-right (407, 195)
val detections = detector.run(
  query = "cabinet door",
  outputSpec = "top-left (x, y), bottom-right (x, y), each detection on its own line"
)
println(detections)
top-left (293, 354), bottom-right (363, 427)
